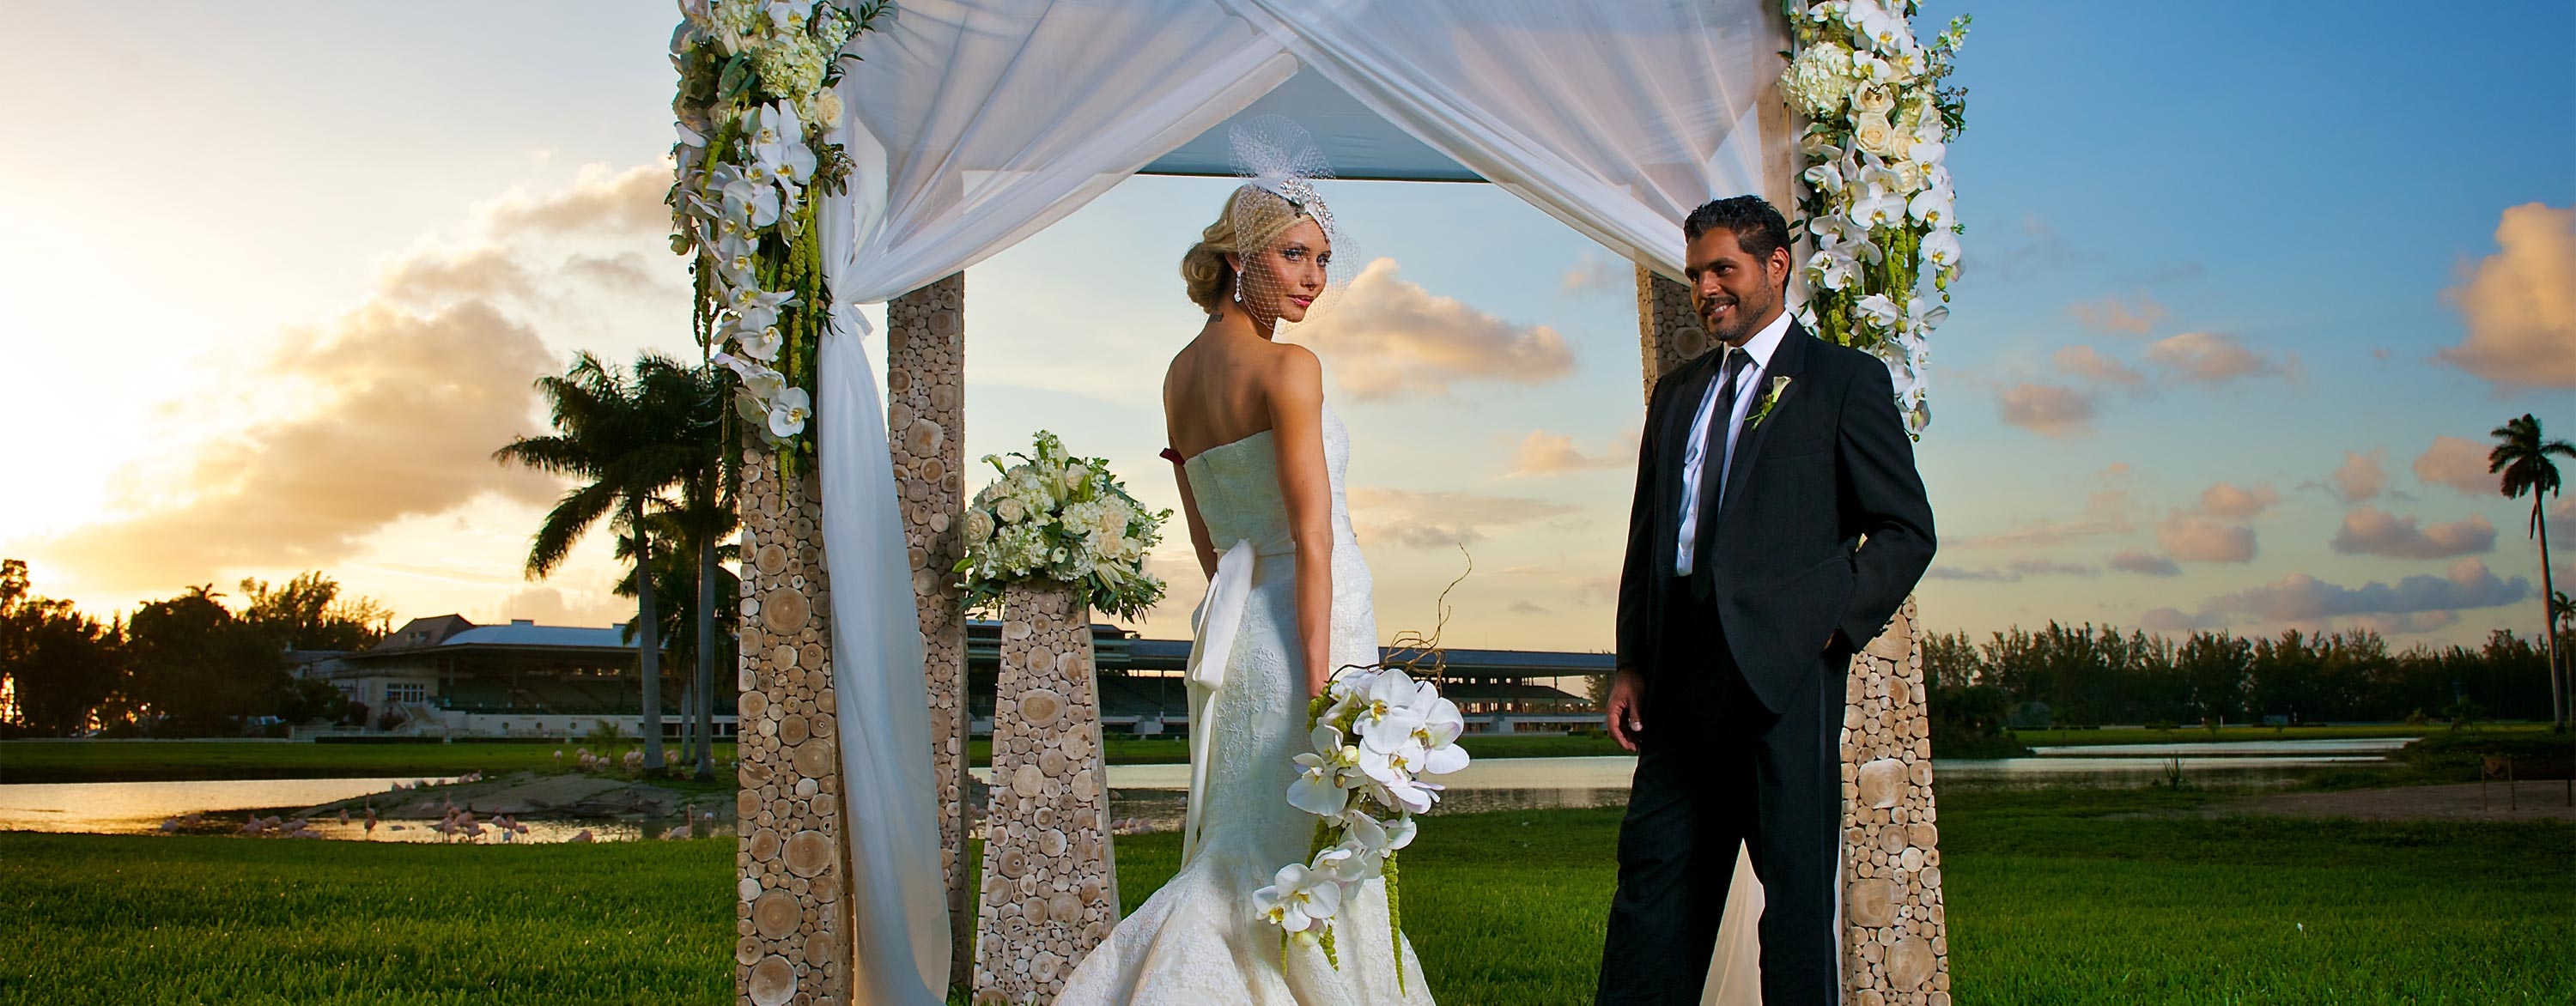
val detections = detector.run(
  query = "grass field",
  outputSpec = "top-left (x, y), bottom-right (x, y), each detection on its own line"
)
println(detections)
top-left (3, 786), bottom-right (2568, 1004)
top-left (0, 734), bottom-right (1631, 785)
top-left (2013, 721), bottom-right (2558, 748)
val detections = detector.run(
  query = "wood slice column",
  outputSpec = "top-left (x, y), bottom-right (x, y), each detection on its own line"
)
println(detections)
top-left (1839, 599), bottom-right (1951, 1005)
top-left (971, 583), bottom-right (1120, 1006)
top-left (886, 271), bottom-right (974, 989)
top-left (732, 444), bottom-right (848, 1006)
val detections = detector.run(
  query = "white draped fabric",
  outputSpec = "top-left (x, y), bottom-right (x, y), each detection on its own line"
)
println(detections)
top-left (1217, 0), bottom-right (1780, 279)
top-left (811, 3), bottom-right (1789, 1002)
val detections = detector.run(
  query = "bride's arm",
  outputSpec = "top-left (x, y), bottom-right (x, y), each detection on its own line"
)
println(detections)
top-left (1266, 345), bottom-right (1334, 699)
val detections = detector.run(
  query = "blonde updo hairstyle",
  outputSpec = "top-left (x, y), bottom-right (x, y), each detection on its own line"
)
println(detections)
top-left (1181, 185), bottom-right (1310, 316)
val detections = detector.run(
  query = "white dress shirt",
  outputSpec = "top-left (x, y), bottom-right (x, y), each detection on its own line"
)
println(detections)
top-left (1674, 308), bottom-right (1794, 576)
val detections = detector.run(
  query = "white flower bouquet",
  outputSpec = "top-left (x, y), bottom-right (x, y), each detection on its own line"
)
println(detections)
top-left (1780, 0), bottom-right (1970, 434)
top-left (1252, 664), bottom-right (1470, 985)
top-left (955, 431), bottom-right (1172, 621)
top-left (669, 0), bottom-right (888, 472)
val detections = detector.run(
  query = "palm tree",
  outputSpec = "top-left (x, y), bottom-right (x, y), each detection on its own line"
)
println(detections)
top-left (2489, 413), bottom-right (2575, 729)
top-left (495, 352), bottom-right (700, 767)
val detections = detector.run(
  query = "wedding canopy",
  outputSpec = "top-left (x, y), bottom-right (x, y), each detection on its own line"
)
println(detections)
top-left (811, 3), bottom-right (1789, 1002)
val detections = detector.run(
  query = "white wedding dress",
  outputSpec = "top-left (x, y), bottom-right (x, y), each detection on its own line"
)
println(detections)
top-left (1055, 404), bottom-right (1435, 1006)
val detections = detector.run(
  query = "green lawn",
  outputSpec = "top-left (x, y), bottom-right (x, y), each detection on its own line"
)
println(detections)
top-left (2013, 722), bottom-right (2557, 748)
top-left (2, 734), bottom-right (1625, 785)
top-left (4, 786), bottom-right (2568, 1004)
top-left (0, 740), bottom-right (743, 785)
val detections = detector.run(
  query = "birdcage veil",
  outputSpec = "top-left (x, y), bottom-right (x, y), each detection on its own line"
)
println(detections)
top-left (1220, 116), bottom-right (1356, 329)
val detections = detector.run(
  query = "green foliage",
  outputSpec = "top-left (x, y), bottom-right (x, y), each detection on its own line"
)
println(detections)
top-left (4, 792), bottom-right (2573, 1003)
top-left (0, 560), bottom-right (125, 736)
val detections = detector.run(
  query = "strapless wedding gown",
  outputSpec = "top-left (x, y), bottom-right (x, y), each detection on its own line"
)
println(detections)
top-left (1054, 405), bottom-right (1435, 1006)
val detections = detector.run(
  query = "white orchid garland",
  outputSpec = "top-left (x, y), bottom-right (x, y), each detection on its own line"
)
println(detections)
top-left (1254, 665), bottom-right (1470, 988)
top-left (1781, 0), bottom-right (1970, 434)
top-left (955, 431), bottom-right (1173, 621)
top-left (669, 0), bottom-right (886, 473)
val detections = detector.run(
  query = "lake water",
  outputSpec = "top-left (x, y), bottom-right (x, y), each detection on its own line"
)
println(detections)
top-left (2, 738), bottom-right (2403, 840)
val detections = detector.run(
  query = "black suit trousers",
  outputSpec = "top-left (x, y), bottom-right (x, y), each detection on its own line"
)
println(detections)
top-left (1596, 594), bottom-right (1844, 1006)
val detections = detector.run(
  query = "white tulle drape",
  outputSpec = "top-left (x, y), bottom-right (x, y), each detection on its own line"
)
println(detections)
top-left (1216, 0), bottom-right (1783, 280)
top-left (810, 2), bottom-right (1791, 1003)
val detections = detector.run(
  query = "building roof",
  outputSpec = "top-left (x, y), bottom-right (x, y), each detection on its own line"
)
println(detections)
top-left (442, 622), bottom-right (636, 650)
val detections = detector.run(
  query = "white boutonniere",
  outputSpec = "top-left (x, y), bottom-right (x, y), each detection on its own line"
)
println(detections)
top-left (1747, 375), bottom-right (1794, 429)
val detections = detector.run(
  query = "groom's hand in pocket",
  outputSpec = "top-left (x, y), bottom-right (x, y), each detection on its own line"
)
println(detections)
top-left (1606, 668), bottom-right (1646, 752)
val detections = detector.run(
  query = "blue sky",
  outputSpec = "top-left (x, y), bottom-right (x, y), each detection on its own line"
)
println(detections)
top-left (1, 2), bottom-right (2567, 653)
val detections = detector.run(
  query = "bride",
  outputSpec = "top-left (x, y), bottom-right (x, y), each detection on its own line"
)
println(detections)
top-left (1052, 148), bottom-right (1434, 1006)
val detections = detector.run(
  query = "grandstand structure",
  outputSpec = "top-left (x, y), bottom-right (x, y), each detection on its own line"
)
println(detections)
top-left (310, 615), bottom-right (1601, 739)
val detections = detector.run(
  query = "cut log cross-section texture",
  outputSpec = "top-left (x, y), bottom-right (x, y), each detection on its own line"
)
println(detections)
top-left (1633, 270), bottom-right (1950, 1004)
top-left (886, 272), bottom-right (976, 986)
top-left (971, 582), bottom-right (1121, 1006)
top-left (732, 440), bottom-right (851, 1006)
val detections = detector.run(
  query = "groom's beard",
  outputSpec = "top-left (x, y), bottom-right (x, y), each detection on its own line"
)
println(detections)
top-left (1702, 288), bottom-right (1776, 344)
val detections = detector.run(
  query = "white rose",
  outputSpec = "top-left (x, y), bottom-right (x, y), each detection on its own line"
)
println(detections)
top-left (1853, 86), bottom-right (1896, 116)
top-left (994, 497), bottom-right (1027, 524)
top-left (1852, 112), bottom-right (1902, 158)
top-left (963, 508), bottom-right (994, 544)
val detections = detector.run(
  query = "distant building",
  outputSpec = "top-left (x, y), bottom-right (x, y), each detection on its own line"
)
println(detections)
top-left (306, 613), bottom-right (1601, 739)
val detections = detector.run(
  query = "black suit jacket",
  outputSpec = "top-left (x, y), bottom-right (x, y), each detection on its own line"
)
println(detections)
top-left (1614, 321), bottom-right (1936, 713)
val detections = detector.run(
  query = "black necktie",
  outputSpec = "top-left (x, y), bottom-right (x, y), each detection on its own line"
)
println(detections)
top-left (1694, 347), bottom-right (1750, 531)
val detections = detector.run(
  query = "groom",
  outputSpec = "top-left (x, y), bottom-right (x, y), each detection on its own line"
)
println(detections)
top-left (1597, 196), bottom-right (1935, 1005)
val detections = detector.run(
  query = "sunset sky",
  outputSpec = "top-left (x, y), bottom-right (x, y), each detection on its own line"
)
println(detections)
top-left (3, 1), bottom-right (2570, 655)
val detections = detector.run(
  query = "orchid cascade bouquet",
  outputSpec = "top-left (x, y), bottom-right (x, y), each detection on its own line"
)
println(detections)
top-left (1779, 0), bottom-right (1970, 435)
top-left (1252, 665), bottom-right (1470, 988)
top-left (669, 0), bottom-right (888, 473)
top-left (955, 431), bottom-right (1173, 621)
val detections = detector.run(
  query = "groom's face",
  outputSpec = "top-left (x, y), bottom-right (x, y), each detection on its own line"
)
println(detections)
top-left (1686, 227), bottom-right (1789, 346)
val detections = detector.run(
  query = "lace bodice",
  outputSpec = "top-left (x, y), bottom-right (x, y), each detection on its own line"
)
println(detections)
top-left (1180, 407), bottom-right (1359, 557)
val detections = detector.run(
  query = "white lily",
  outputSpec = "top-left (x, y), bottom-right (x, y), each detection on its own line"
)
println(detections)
top-left (726, 283), bottom-right (798, 332)
top-left (1855, 294), bottom-right (1905, 333)
top-left (1406, 696), bottom-right (1470, 775)
top-left (1289, 724), bottom-right (1354, 816)
top-left (715, 352), bottom-right (787, 400)
top-left (752, 102), bottom-right (819, 191)
top-left (714, 164), bottom-right (781, 229)
top-left (768, 386), bottom-right (811, 438)
top-left (1921, 227), bottom-right (1962, 271)
top-left (1253, 863), bottom-right (1341, 934)
top-left (1356, 670), bottom-right (1432, 754)
top-left (733, 324), bottom-right (784, 361)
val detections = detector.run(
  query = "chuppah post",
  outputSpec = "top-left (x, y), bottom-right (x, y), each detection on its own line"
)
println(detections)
top-left (884, 272), bottom-right (975, 991)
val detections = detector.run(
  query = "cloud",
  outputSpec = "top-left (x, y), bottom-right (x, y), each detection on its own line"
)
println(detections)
top-left (2196, 482), bottom-right (2281, 519)
top-left (381, 246), bottom-right (540, 304)
top-left (2140, 607), bottom-right (2209, 633)
top-left (2330, 506), bottom-right (2496, 560)
top-left (2068, 291), bottom-right (2168, 334)
top-left (2330, 449), bottom-right (2387, 502)
top-left (1505, 599), bottom-right (1553, 615)
top-left (1347, 488), bottom-right (1580, 549)
top-left (2412, 435), bottom-right (2494, 497)
top-left (2155, 513), bottom-right (2257, 563)
top-left (2438, 203), bottom-right (2576, 390)
top-left (1995, 382), bottom-right (2095, 437)
top-left (2342, 611), bottom-right (2463, 635)
top-left (492, 585), bottom-right (637, 627)
top-left (2202, 558), bottom-right (2529, 623)
top-left (25, 300), bottom-right (562, 592)
top-left (481, 162), bottom-right (673, 239)
top-left (1504, 430), bottom-right (1634, 477)
top-left (1952, 466), bottom-right (2136, 549)
top-left (2107, 549), bottom-right (2181, 577)
top-left (2051, 345), bottom-right (2146, 387)
top-left (1924, 558), bottom-right (2099, 583)
top-left (1561, 253), bottom-right (1624, 294)
top-left (1292, 258), bottom-right (1575, 400)
top-left (2142, 331), bottom-right (2287, 383)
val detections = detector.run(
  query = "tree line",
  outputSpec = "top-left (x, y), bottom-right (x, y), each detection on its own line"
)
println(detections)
top-left (0, 561), bottom-right (386, 736)
top-left (1923, 621), bottom-right (2562, 734)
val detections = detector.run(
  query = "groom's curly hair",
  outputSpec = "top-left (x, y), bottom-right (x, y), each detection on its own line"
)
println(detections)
top-left (1683, 196), bottom-right (1792, 282)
